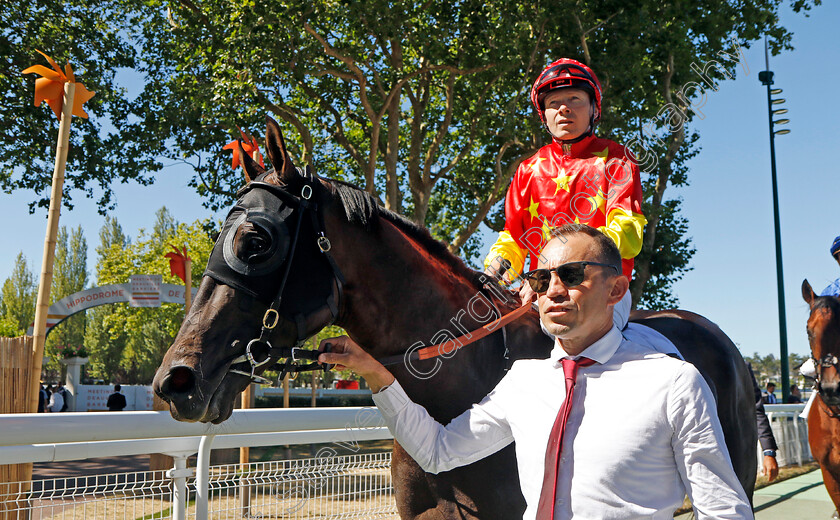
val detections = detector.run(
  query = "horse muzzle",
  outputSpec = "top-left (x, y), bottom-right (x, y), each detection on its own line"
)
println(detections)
top-left (153, 365), bottom-right (207, 422)
top-left (818, 380), bottom-right (840, 407)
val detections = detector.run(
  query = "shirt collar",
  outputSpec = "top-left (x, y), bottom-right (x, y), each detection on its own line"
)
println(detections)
top-left (551, 326), bottom-right (622, 368)
top-left (551, 133), bottom-right (597, 158)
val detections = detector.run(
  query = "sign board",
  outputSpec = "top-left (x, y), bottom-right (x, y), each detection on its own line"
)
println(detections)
top-left (129, 275), bottom-right (162, 307)
top-left (26, 283), bottom-right (198, 336)
top-left (75, 385), bottom-right (156, 411)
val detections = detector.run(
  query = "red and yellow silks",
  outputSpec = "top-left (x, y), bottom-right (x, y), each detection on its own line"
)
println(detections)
top-left (22, 50), bottom-right (95, 119)
top-left (485, 134), bottom-right (647, 280)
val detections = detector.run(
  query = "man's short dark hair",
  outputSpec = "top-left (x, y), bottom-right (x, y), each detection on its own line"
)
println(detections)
top-left (550, 223), bottom-right (622, 273)
top-left (114, 384), bottom-right (121, 391)
top-left (767, 383), bottom-right (776, 389)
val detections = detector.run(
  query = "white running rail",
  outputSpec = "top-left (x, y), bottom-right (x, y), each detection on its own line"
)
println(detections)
top-left (0, 407), bottom-right (396, 519)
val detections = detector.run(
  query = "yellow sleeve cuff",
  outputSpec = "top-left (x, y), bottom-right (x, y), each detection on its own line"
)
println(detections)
top-left (484, 230), bottom-right (528, 277)
top-left (598, 208), bottom-right (648, 259)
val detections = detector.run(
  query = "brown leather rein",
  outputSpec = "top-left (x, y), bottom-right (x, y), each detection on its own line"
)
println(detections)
top-left (376, 302), bottom-right (532, 367)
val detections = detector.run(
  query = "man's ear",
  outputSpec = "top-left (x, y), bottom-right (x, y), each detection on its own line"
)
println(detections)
top-left (607, 275), bottom-right (629, 306)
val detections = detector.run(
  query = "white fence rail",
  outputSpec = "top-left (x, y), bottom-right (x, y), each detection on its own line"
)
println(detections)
top-left (0, 408), bottom-right (396, 519)
top-left (761, 403), bottom-right (812, 468)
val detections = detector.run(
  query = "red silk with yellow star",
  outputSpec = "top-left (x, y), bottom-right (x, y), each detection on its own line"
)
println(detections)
top-left (485, 134), bottom-right (647, 279)
top-left (223, 128), bottom-right (265, 170)
top-left (22, 50), bottom-right (95, 119)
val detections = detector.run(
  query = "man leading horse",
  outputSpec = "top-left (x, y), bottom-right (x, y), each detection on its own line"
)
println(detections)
top-left (319, 224), bottom-right (753, 519)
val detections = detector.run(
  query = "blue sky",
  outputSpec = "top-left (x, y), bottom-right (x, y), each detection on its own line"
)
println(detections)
top-left (2, 3), bottom-right (837, 361)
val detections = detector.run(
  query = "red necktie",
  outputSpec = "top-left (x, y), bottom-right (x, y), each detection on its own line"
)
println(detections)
top-left (536, 357), bottom-right (596, 520)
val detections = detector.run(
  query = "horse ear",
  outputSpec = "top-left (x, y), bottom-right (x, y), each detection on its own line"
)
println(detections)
top-left (265, 116), bottom-right (299, 183)
top-left (802, 279), bottom-right (816, 306)
top-left (237, 140), bottom-right (265, 183)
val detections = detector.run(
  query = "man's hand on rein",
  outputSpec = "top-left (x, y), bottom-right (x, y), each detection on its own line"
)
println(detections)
top-left (318, 336), bottom-right (396, 393)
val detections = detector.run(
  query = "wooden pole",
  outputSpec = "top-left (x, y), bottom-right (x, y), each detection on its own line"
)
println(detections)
top-left (184, 258), bottom-right (192, 314)
top-left (239, 383), bottom-right (254, 517)
top-left (29, 81), bottom-right (76, 413)
top-left (311, 371), bottom-right (318, 408)
top-left (283, 373), bottom-right (290, 408)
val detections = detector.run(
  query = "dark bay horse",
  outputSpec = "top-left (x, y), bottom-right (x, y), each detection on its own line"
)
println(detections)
top-left (802, 279), bottom-right (840, 513)
top-left (153, 118), bottom-right (757, 518)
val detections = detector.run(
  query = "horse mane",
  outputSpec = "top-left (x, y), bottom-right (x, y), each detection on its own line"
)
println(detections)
top-left (327, 178), bottom-right (484, 289)
top-left (813, 295), bottom-right (840, 316)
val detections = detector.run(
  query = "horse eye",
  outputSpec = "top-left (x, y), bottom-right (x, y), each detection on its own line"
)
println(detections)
top-left (236, 225), bottom-right (272, 263)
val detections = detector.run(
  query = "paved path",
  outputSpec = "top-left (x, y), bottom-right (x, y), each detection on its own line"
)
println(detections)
top-left (753, 469), bottom-right (836, 519)
top-left (676, 469), bottom-right (835, 519)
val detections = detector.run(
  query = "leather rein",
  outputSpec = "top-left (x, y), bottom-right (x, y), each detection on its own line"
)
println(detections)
top-left (225, 171), bottom-right (528, 385)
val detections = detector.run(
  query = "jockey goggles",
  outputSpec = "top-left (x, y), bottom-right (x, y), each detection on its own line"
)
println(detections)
top-left (523, 261), bottom-right (619, 293)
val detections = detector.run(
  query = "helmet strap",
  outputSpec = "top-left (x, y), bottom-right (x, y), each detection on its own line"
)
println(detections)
top-left (554, 126), bottom-right (594, 144)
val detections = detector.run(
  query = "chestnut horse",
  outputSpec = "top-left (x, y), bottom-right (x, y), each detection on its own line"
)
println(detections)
top-left (153, 118), bottom-right (757, 518)
top-left (802, 279), bottom-right (840, 513)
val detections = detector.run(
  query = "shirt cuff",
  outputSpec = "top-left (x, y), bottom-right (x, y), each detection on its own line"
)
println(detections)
top-left (371, 378), bottom-right (411, 417)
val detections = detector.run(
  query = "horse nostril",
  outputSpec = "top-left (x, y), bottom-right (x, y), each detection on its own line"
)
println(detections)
top-left (168, 366), bottom-right (197, 394)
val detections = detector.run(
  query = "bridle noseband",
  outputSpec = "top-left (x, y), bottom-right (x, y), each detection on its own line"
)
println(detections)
top-left (211, 168), bottom-right (346, 384)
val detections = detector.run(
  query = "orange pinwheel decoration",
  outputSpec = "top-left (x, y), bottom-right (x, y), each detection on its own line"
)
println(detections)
top-left (22, 50), bottom-right (95, 119)
top-left (223, 127), bottom-right (265, 170)
top-left (164, 245), bottom-right (192, 284)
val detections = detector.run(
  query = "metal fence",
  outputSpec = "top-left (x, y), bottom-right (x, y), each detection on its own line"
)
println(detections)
top-left (0, 408), bottom-right (397, 520)
top-left (762, 403), bottom-right (812, 468)
top-left (1, 453), bottom-right (397, 520)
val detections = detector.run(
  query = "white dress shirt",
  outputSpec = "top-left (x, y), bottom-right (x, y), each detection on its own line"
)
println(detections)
top-left (373, 326), bottom-right (752, 519)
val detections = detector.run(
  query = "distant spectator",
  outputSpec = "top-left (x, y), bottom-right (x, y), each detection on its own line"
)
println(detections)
top-left (748, 363), bottom-right (779, 481)
top-left (57, 382), bottom-right (69, 412)
top-left (107, 384), bottom-right (127, 411)
top-left (38, 383), bottom-right (48, 413)
top-left (763, 382), bottom-right (778, 404)
top-left (787, 384), bottom-right (803, 404)
top-left (821, 235), bottom-right (840, 296)
top-left (48, 383), bottom-right (65, 412)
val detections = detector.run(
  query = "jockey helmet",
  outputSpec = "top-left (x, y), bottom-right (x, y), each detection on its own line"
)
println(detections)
top-left (530, 58), bottom-right (602, 129)
top-left (831, 235), bottom-right (840, 257)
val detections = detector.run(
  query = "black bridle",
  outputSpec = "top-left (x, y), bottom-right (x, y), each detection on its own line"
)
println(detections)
top-left (216, 169), bottom-right (346, 384)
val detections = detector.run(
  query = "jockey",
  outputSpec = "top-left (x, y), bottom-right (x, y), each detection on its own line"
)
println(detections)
top-left (820, 235), bottom-right (840, 297)
top-left (484, 58), bottom-right (649, 332)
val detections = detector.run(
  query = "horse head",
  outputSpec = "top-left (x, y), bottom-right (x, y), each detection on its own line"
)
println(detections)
top-left (802, 279), bottom-right (840, 406)
top-left (153, 117), bottom-right (348, 423)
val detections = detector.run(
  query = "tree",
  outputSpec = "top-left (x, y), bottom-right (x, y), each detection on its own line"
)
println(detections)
top-left (85, 216), bottom-right (131, 381)
top-left (0, 252), bottom-right (36, 335)
top-left (1, 0), bottom-right (160, 212)
top-left (6, 0), bottom-right (823, 308)
top-left (45, 226), bottom-right (89, 364)
top-left (745, 351), bottom-right (811, 389)
top-left (84, 209), bottom-right (215, 383)
top-left (125, 0), bottom-right (821, 306)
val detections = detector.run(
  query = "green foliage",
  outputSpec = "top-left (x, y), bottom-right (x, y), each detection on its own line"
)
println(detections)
top-left (744, 351), bottom-right (811, 388)
top-left (0, 315), bottom-right (23, 337)
top-left (84, 208), bottom-right (217, 383)
top-left (0, 252), bottom-right (36, 334)
top-left (44, 226), bottom-right (89, 369)
top-left (4, 0), bottom-right (823, 312)
top-left (1, 0), bottom-right (159, 212)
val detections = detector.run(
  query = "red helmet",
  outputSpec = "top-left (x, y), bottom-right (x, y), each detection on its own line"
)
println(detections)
top-left (530, 58), bottom-right (602, 125)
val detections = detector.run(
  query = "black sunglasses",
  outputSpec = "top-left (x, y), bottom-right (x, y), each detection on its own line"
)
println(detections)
top-left (523, 261), bottom-right (619, 293)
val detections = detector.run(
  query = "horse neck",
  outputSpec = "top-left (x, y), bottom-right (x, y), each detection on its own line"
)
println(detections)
top-left (328, 212), bottom-right (514, 419)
